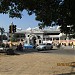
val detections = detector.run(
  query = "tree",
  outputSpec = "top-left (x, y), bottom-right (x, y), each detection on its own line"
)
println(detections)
top-left (38, 22), bottom-right (45, 29)
top-left (0, 0), bottom-right (75, 36)
top-left (0, 0), bottom-right (61, 23)
top-left (57, 0), bottom-right (75, 37)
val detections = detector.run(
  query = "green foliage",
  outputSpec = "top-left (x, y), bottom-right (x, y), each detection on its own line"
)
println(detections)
top-left (38, 23), bottom-right (45, 29)
top-left (0, 0), bottom-right (75, 36)
top-left (57, 0), bottom-right (75, 36)
top-left (0, 0), bottom-right (60, 24)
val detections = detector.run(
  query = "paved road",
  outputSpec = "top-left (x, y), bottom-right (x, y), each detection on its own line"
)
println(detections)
top-left (38, 49), bottom-right (75, 56)
top-left (14, 46), bottom-right (75, 57)
top-left (37, 46), bottom-right (75, 55)
top-left (0, 45), bottom-right (74, 56)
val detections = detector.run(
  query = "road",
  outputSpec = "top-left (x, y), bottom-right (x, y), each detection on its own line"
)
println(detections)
top-left (23, 45), bottom-right (75, 55)
top-left (38, 49), bottom-right (75, 55)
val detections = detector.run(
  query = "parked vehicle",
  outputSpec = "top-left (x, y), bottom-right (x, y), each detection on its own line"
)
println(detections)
top-left (23, 43), bottom-right (35, 49)
top-left (36, 43), bottom-right (53, 50)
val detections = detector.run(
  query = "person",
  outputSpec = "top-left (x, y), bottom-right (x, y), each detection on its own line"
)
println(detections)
top-left (56, 42), bottom-right (61, 48)
top-left (18, 43), bottom-right (23, 51)
top-left (16, 45), bottom-right (19, 51)
top-left (71, 42), bottom-right (74, 48)
top-left (6, 43), bottom-right (9, 48)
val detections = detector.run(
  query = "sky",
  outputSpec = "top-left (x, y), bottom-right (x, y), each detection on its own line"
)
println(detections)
top-left (0, 11), bottom-right (40, 32)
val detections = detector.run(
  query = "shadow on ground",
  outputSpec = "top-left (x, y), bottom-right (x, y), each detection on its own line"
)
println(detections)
top-left (37, 49), bottom-right (75, 55)
top-left (0, 48), bottom-right (75, 56)
top-left (57, 72), bottom-right (75, 75)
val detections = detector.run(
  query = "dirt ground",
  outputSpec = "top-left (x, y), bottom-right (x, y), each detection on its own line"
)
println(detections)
top-left (0, 51), bottom-right (75, 75)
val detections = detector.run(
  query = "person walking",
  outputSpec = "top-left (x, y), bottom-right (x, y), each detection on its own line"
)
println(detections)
top-left (72, 42), bottom-right (74, 49)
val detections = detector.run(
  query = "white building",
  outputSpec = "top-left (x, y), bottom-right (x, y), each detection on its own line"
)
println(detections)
top-left (13, 26), bottom-right (66, 45)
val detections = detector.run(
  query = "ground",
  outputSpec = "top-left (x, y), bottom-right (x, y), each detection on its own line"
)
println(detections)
top-left (0, 49), bottom-right (75, 75)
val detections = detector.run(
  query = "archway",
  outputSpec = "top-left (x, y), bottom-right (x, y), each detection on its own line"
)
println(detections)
top-left (29, 34), bottom-right (37, 45)
top-left (32, 36), bottom-right (36, 45)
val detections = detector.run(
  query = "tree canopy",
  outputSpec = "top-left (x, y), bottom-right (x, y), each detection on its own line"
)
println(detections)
top-left (0, 0), bottom-right (75, 35)
top-left (0, 0), bottom-right (60, 23)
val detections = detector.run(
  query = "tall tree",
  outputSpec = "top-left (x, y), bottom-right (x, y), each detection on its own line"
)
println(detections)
top-left (0, 0), bottom-right (75, 36)
top-left (0, 0), bottom-right (60, 23)
top-left (57, 0), bottom-right (75, 37)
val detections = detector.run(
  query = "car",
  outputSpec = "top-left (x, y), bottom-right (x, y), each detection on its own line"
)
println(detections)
top-left (23, 43), bottom-right (35, 49)
top-left (36, 43), bottom-right (53, 50)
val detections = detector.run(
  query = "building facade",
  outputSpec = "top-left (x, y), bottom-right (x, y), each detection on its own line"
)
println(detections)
top-left (13, 26), bottom-right (66, 45)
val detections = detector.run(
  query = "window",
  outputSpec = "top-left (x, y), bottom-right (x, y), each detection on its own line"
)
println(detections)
top-left (39, 40), bottom-right (41, 43)
top-left (44, 33), bottom-right (60, 35)
top-left (37, 36), bottom-right (40, 39)
top-left (28, 35), bottom-right (29, 37)
top-left (47, 43), bottom-right (51, 45)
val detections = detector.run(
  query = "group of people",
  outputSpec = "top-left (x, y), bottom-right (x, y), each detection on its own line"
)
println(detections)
top-left (53, 42), bottom-right (74, 48)
top-left (0, 42), bottom-right (24, 51)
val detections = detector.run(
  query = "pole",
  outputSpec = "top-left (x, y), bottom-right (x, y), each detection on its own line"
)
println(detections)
top-left (10, 26), bottom-right (12, 48)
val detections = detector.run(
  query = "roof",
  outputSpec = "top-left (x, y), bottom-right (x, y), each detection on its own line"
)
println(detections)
top-left (43, 30), bottom-right (60, 33)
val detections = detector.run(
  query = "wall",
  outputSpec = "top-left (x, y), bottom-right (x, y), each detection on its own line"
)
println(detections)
top-left (53, 40), bottom-right (75, 45)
